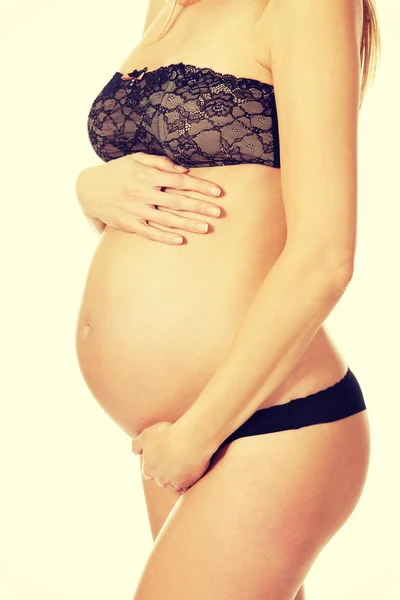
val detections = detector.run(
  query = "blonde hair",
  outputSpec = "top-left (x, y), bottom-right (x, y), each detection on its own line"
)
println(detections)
top-left (146, 0), bottom-right (381, 108)
top-left (360, 0), bottom-right (381, 106)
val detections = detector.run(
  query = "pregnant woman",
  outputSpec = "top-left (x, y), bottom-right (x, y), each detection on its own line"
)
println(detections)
top-left (75, 0), bottom-right (380, 598)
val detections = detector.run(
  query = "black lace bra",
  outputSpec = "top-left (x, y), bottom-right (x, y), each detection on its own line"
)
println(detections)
top-left (87, 62), bottom-right (280, 169)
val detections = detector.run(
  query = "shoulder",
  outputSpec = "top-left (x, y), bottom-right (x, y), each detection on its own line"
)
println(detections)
top-left (269, 0), bottom-right (363, 43)
top-left (251, 0), bottom-right (363, 78)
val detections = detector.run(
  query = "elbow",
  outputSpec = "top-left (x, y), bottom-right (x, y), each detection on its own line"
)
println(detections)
top-left (286, 244), bottom-right (355, 295)
top-left (319, 252), bottom-right (355, 295)
top-left (283, 229), bottom-right (355, 292)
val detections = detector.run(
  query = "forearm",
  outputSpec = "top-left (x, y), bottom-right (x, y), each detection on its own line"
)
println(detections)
top-left (175, 245), bottom-right (352, 454)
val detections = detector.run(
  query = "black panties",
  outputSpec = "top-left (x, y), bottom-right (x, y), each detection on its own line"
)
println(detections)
top-left (212, 367), bottom-right (366, 457)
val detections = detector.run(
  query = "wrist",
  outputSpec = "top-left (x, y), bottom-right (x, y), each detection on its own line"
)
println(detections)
top-left (172, 413), bottom-right (221, 459)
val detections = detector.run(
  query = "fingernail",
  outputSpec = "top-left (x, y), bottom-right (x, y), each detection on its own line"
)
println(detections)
top-left (207, 206), bottom-right (220, 217)
top-left (174, 164), bottom-right (188, 172)
top-left (194, 222), bottom-right (208, 232)
top-left (171, 236), bottom-right (183, 244)
top-left (207, 185), bottom-right (221, 196)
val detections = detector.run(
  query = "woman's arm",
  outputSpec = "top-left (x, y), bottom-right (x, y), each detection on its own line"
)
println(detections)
top-left (76, 1), bottom-right (167, 237)
top-left (174, 0), bottom-right (362, 454)
top-left (142, 0), bottom-right (167, 34)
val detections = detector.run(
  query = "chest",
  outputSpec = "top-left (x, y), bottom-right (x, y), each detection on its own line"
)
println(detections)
top-left (87, 63), bottom-right (278, 168)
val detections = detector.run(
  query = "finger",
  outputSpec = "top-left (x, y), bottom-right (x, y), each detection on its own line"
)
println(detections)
top-left (150, 189), bottom-right (221, 219)
top-left (167, 482), bottom-right (188, 493)
top-left (132, 437), bottom-right (143, 454)
top-left (141, 206), bottom-right (210, 235)
top-left (167, 482), bottom-right (179, 491)
top-left (149, 171), bottom-right (222, 199)
top-left (136, 219), bottom-right (185, 245)
top-left (141, 469), bottom-right (153, 481)
top-left (127, 152), bottom-right (189, 174)
top-left (114, 214), bottom-right (185, 244)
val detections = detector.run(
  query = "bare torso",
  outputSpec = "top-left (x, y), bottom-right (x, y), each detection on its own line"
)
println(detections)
top-left (76, 0), bottom-right (349, 439)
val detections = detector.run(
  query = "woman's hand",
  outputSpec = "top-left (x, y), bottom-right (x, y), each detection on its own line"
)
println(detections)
top-left (75, 152), bottom-right (222, 244)
top-left (132, 421), bottom-right (213, 493)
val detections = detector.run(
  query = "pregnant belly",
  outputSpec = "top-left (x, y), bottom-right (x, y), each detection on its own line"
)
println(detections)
top-left (75, 224), bottom-right (280, 439)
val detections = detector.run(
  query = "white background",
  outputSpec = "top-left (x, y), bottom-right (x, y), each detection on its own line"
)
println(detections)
top-left (0, 1), bottom-right (399, 599)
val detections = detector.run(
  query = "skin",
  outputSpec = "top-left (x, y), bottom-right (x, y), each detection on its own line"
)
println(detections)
top-left (75, 0), bottom-right (368, 598)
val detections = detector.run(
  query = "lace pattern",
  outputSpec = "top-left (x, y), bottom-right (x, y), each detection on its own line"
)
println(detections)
top-left (87, 62), bottom-right (280, 168)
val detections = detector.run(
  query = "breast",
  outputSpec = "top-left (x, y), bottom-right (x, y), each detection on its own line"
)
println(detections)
top-left (86, 63), bottom-right (280, 168)
top-left (75, 165), bottom-right (285, 439)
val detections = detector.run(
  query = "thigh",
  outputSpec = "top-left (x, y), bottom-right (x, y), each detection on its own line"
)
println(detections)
top-left (140, 463), bottom-right (306, 600)
top-left (133, 411), bottom-right (370, 600)
top-left (140, 459), bottom-right (305, 600)
top-left (140, 453), bottom-right (182, 541)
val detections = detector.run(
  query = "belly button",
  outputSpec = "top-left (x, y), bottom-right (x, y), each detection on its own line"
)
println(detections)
top-left (81, 323), bottom-right (92, 340)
